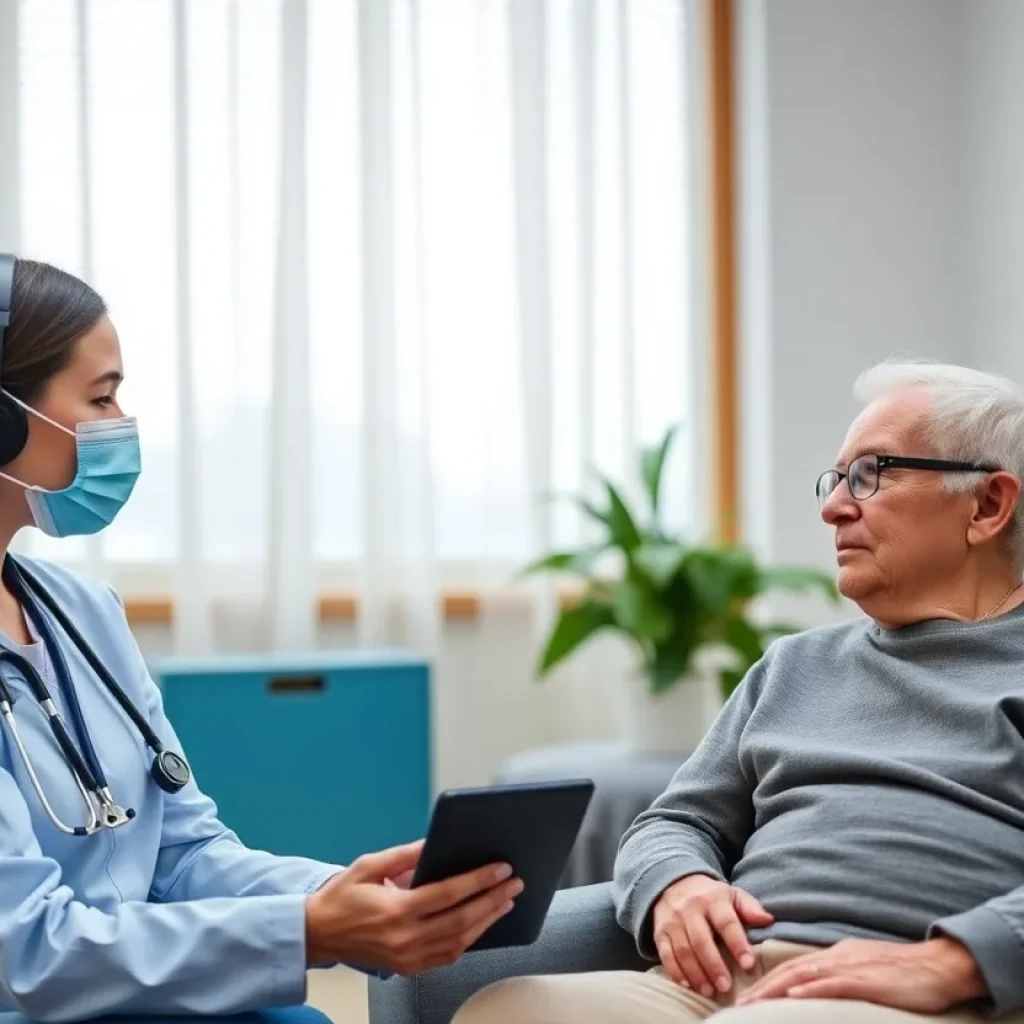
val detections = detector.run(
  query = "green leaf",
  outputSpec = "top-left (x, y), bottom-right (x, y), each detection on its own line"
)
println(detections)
top-left (519, 547), bottom-right (605, 578)
top-left (719, 668), bottom-right (746, 701)
top-left (681, 544), bottom-right (760, 602)
top-left (632, 543), bottom-right (688, 589)
top-left (641, 426), bottom-right (676, 517)
top-left (548, 481), bottom-right (645, 553)
top-left (719, 547), bottom-right (760, 600)
top-left (645, 613), bottom-right (703, 695)
top-left (681, 550), bottom-right (734, 615)
top-left (647, 645), bottom-right (695, 694)
top-left (757, 567), bottom-right (840, 603)
top-left (612, 576), bottom-right (673, 643)
top-left (537, 601), bottom-right (616, 675)
top-left (602, 479), bottom-right (643, 551)
top-left (722, 614), bottom-right (765, 670)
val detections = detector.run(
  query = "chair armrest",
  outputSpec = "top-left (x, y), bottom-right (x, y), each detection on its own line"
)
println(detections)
top-left (367, 883), bottom-right (649, 1024)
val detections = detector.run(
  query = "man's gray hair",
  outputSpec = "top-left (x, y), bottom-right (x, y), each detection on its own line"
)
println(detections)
top-left (854, 357), bottom-right (1024, 563)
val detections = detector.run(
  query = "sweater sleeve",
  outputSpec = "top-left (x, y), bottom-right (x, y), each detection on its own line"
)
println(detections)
top-left (612, 652), bottom-right (769, 959)
top-left (929, 891), bottom-right (1024, 1017)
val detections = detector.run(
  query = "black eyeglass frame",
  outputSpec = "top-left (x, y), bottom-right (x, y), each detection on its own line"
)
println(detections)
top-left (815, 454), bottom-right (1001, 509)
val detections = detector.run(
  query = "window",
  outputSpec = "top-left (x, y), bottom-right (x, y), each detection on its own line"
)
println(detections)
top-left (15, 0), bottom-right (697, 588)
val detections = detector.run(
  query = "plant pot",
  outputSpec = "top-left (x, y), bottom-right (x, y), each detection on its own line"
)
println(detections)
top-left (621, 654), bottom-right (728, 754)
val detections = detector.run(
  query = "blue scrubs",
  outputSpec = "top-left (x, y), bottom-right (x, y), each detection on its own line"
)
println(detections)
top-left (0, 557), bottom-right (346, 1022)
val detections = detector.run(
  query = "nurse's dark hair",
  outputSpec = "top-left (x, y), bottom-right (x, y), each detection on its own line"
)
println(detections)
top-left (3, 259), bottom-right (107, 403)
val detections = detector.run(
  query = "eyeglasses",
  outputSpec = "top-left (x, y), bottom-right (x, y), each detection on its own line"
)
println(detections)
top-left (815, 454), bottom-right (1000, 511)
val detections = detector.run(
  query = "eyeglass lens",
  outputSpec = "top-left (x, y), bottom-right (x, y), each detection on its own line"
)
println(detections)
top-left (816, 454), bottom-right (880, 508)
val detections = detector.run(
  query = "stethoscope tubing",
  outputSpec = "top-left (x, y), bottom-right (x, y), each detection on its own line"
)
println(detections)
top-left (0, 647), bottom-right (101, 792)
top-left (14, 560), bottom-right (167, 755)
top-left (0, 694), bottom-right (98, 836)
top-left (0, 556), bottom-right (184, 835)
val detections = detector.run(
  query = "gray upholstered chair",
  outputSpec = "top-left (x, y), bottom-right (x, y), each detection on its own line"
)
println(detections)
top-left (366, 883), bottom-right (649, 1024)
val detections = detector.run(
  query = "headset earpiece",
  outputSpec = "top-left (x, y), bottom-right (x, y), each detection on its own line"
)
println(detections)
top-left (0, 397), bottom-right (29, 467)
top-left (0, 255), bottom-right (29, 467)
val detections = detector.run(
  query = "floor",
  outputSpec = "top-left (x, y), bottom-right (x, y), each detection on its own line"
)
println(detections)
top-left (305, 967), bottom-right (369, 1024)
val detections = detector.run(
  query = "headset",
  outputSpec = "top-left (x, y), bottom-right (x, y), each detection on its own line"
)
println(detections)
top-left (0, 253), bottom-right (30, 465)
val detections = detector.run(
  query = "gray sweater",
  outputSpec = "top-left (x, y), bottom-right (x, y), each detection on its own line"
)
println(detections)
top-left (613, 604), bottom-right (1024, 1017)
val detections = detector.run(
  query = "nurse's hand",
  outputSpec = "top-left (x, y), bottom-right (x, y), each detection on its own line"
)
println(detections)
top-left (304, 840), bottom-right (524, 974)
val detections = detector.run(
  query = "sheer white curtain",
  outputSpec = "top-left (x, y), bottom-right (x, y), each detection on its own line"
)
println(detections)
top-left (9, 0), bottom-right (704, 785)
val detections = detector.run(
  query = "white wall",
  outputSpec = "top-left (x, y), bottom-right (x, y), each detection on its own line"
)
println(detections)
top-left (739, 0), bottom-right (969, 623)
top-left (961, 1), bottom-right (1024, 380)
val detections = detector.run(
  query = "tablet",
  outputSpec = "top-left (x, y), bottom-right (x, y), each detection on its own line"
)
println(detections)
top-left (410, 778), bottom-right (595, 951)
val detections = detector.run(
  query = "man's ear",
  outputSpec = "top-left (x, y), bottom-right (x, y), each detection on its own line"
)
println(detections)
top-left (966, 471), bottom-right (1021, 548)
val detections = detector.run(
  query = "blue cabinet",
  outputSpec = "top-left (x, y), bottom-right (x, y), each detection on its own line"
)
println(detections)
top-left (148, 649), bottom-right (432, 866)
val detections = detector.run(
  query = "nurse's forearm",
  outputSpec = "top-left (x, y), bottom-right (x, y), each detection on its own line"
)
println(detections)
top-left (0, 891), bottom-right (309, 1023)
top-left (153, 828), bottom-right (342, 902)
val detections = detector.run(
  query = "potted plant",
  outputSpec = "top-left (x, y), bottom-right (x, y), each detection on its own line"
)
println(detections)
top-left (520, 426), bottom-right (840, 751)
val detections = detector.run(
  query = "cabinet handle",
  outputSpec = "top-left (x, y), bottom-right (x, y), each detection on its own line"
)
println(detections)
top-left (267, 675), bottom-right (326, 694)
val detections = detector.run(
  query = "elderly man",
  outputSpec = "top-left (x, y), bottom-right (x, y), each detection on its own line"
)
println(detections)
top-left (454, 358), bottom-right (1024, 1024)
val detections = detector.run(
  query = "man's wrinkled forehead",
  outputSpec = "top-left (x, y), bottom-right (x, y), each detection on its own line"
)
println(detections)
top-left (835, 390), bottom-right (933, 468)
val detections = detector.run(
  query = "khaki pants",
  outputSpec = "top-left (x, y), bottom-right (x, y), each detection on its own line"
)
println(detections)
top-left (452, 941), bottom-right (1009, 1024)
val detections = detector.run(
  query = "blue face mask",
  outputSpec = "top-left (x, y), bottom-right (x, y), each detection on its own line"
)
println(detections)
top-left (0, 396), bottom-right (141, 538)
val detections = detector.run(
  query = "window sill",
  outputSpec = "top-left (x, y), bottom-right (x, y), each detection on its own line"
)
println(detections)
top-left (123, 588), bottom-right (580, 626)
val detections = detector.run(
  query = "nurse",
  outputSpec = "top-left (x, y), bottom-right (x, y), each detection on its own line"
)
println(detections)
top-left (0, 256), bottom-right (522, 1024)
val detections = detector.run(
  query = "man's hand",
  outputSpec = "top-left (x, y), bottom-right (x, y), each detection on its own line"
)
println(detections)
top-left (652, 874), bottom-right (774, 997)
top-left (304, 840), bottom-right (524, 975)
top-left (736, 937), bottom-right (988, 1012)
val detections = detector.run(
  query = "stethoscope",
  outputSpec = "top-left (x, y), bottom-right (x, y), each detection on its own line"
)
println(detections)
top-left (0, 556), bottom-right (191, 836)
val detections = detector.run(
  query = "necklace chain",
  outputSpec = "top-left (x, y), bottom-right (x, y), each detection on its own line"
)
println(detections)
top-left (980, 581), bottom-right (1024, 621)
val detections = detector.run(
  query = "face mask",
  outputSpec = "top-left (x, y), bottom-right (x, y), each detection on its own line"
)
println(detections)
top-left (0, 394), bottom-right (141, 538)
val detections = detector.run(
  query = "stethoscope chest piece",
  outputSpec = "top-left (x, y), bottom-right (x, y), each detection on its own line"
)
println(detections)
top-left (152, 750), bottom-right (190, 793)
